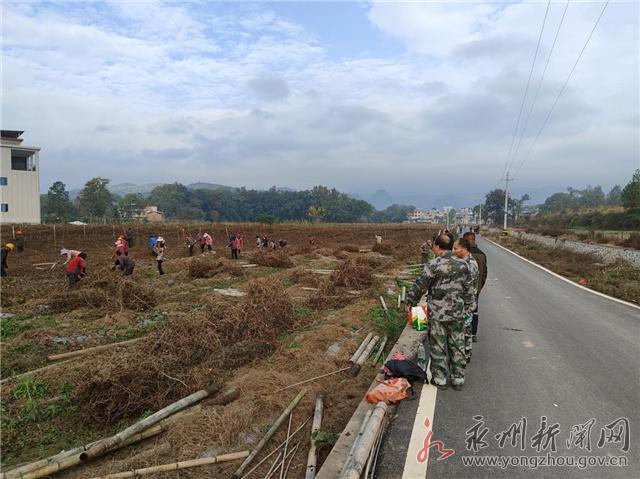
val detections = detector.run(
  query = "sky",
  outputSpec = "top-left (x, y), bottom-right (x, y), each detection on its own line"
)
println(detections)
top-left (2, 0), bottom-right (639, 208)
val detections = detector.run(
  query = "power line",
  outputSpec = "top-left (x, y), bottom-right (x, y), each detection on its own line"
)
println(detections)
top-left (506, 0), bottom-right (570, 176)
top-left (501, 0), bottom-right (551, 179)
top-left (514, 0), bottom-right (610, 177)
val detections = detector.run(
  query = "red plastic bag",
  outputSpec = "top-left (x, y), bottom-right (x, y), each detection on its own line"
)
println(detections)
top-left (365, 378), bottom-right (412, 404)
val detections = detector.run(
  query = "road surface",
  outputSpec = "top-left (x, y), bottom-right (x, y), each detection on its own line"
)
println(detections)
top-left (376, 237), bottom-right (639, 479)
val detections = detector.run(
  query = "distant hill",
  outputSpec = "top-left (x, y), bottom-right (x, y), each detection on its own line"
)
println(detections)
top-left (368, 189), bottom-right (394, 209)
top-left (187, 182), bottom-right (237, 191)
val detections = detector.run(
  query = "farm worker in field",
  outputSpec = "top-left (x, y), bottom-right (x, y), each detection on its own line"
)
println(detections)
top-left (66, 252), bottom-right (86, 287)
top-left (59, 248), bottom-right (83, 264)
top-left (278, 239), bottom-right (287, 248)
top-left (307, 234), bottom-right (316, 246)
top-left (453, 238), bottom-right (478, 362)
top-left (269, 240), bottom-right (277, 250)
top-left (1, 242), bottom-right (15, 276)
top-left (404, 234), bottom-right (475, 391)
top-left (148, 235), bottom-right (157, 247)
top-left (154, 237), bottom-right (166, 275)
top-left (463, 232), bottom-right (487, 345)
top-left (197, 233), bottom-right (206, 254)
top-left (256, 235), bottom-right (262, 248)
top-left (375, 234), bottom-right (383, 244)
top-left (14, 229), bottom-right (25, 252)
top-left (204, 233), bottom-right (213, 252)
top-left (230, 236), bottom-right (239, 260)
top-left (112, 250), bottom-right (135, 276)
top-left (236, 233), bottom-right (243, 256)
top-left (184, 234), bottom-right (196, 256)
top-left (125, 228), bottom-right (135, 247)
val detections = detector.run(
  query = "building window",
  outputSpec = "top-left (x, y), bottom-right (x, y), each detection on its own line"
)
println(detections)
top-left (0, 177), bottom-right (7, 185)
top-left (11, 150), bottom-right (36, 171)
top-left (0, 204), bottom-right (8, 212)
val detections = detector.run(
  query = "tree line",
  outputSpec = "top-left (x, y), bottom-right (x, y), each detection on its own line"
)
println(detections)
top-left (40, 179), bottom-right (416, 224)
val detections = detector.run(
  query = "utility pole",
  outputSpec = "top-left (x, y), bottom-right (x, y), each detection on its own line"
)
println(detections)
top-left (501, 173), bottom-right (513, 231)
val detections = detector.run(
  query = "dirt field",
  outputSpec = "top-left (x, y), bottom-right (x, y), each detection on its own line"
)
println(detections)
top-left (0, 222), bottom-right (437, 478)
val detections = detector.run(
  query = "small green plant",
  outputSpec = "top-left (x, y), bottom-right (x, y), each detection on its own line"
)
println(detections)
top-left (293, 306), bottom-right (313, 318)
top-left (312, 429), bottom-right (339, 449)
top-left (286, 340), bottom-right (301, 350)
top-left (368, 306), bottom-right (405, 344)
top-left (11, 378), bottom-right (48, 401)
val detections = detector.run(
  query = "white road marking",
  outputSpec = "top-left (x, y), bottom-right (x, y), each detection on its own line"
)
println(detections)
top-left (484, 237), bottom-right (640, 311)
top-left (402, 359), bottom-right (438, 479)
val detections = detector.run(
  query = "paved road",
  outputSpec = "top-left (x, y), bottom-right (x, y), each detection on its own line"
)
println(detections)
top-left (376, 237), bottom-right (639, 479)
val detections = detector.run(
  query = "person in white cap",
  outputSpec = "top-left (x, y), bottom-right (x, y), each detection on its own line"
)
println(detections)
top-left (154, 236), bottom-right (166, 275)
top-left (60, 248), bottom-right (82, 265)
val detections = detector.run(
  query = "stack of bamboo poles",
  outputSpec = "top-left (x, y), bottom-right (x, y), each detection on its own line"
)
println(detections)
top-left (2, 385), bottom-right (241, 479)
top-left (338, 402), bottom-right (388, 479)
top-left (349, 333), bottom-right (387, 377)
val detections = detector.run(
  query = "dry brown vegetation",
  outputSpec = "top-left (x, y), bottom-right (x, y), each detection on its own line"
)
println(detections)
top-left (0, 222), bottom-right (438, 477)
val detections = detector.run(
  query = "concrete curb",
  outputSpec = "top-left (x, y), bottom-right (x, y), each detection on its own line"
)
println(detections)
top-left (316, 324), bottom-right (426, 479)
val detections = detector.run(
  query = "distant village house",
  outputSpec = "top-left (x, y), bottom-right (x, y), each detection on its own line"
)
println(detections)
top-left (133, 206), bottom-right (165, 223)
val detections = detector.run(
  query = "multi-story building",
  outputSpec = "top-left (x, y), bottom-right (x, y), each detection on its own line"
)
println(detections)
top-left (0, 130), bottom-right (41, 224)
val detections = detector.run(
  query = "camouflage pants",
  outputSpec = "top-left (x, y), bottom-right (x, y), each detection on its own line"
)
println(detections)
top-left (429, 320), bottom-right (466, 386)
top-left (464, 316), bottom-right (473, 360)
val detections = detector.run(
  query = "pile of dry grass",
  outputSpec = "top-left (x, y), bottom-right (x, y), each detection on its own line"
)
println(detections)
top-left (307, 282), bottom-right (354, 310)
top-left (288, 243), bottom-right (313, 255)
top-left (372, 242), bottom-right (395, 255)
top-left (48, 277), bottom-right (156, 313)
top-left (188, 257), bottom-right (243, 278)
top-left (312, 247), bottom-right (334, 257)
top-left (74, 279), bottom-right (297, 425)
top-left (335, 244), bottom-right (360, 253)
top-left (249, 250), bottom-right (294, 268)
top-left (288, 267), bottom-right (326, 288)
top-left (331, 257), bottom-right (374, 290)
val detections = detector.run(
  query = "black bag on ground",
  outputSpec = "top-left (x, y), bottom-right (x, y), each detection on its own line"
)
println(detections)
top-left (383, 359), bottom-right (428, 381)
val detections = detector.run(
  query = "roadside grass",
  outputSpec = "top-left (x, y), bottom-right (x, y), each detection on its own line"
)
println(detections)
top-left (491, 235), bottom-right (640, 304)
top-left (368, 306), bottom-right (405, 345)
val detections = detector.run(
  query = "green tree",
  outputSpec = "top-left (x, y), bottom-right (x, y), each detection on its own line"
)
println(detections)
top-left (118, 193), bottom-right (146, 219)
top-left (76, 177), bottom-right (113, 220)
top-left (371, 204), bottom-right (415, 223)
top-left (621, 169), bottom-right (640, 209)
top-left (43, 181), bottom-right (75, 222)
top-left (308, 205), bottom-right (326, 222)
top-left (606, 185), bottom-right (622, 205)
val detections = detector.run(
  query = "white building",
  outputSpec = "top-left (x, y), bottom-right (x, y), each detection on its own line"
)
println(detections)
top-left (0, 130), bottom-right (41, 224)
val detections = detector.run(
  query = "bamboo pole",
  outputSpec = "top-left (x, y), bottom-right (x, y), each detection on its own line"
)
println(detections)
top-left (305, 395), bottom-right (324, 479)
top-left (350, 336), bottom-right (379, 377)
top-left (47, 337), bottom-right (146, 362)
top-left (341, 402), bottom-right (387, 479)
top-left (339, 410), bottom-right (372, 477)
top-left (239, 415), bottom-right (312, 479)
top-left (7, 425), bottom-right (165, 479)
top-left (278, 413), bottom-right (293, 479)
top-left (401, 286), bottom-right (406, 302)
top-left (233, 389), bottom-right (307, 478)
top-left (349, 333), bottom-right (373, 364)
top-left (372, 336), bottom-right (388, 364)
top-left (379, 297), bottom-right (388, 315)
top-left (273, 367), bottom-right (350, 393)
top-left (80, 385), bottom-right (218, 462)
top-left (0, 360), bottom-right (73, 386)
top-left (88, 451), bottom-right (249, 479)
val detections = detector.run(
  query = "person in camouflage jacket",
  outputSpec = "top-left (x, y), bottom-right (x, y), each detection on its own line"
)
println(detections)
top-left (405, 234), bottom-right (476, 390)
top-left (454, 238), bottom-right (479, 362)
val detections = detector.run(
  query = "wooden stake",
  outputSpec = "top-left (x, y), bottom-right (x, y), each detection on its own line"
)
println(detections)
top-left (278, 413), bottom-right (293, 479)
top-left (233, 389), bottom-right (307, 478)
top-left (401, 286), bottom-right (406, 302)
top-left (305, 395), bottom-right (324, 479)
top-left (47, 337), bottom-right (146, 362)
top-left (80, 385), bottom-right (218, 462)
top-left (349, 333), bottom-right (373, 364)
top-left (88, 451), bottom-right (249, 479)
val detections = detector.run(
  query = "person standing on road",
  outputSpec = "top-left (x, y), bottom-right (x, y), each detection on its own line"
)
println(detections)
top-left (463, 232), bottom-right (487, 343)
top-left (154, 237), bottom-right (166, 275)
top-left (404, 234), bottom-right (476, 391)
top-left (454, 238), bottom-right (479, 362)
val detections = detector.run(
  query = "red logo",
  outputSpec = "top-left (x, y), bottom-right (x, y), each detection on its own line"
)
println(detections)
top-left (417, 418), bottom-right (455, 463)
